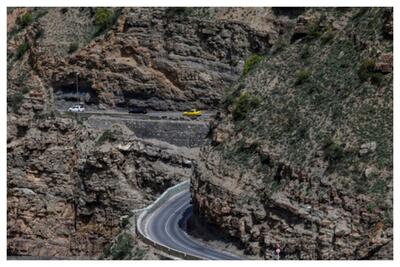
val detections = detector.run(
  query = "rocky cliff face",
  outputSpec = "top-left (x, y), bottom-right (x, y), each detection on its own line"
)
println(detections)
top-left (192, 7), bottom-right (393, 259)
top-left (8, 7), bottom-right (278, 112)
top-left (7, 7), bottom-right (278, 257)
top-left (7, 115), bottom-right (197, 257)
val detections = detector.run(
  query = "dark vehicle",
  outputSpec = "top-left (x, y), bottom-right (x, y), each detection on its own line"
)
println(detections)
top-left (129, 106), bottom-right (147, 114)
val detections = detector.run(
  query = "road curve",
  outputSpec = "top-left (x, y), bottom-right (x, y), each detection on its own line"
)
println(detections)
top-left (142, 189), bottom-right (242, 260)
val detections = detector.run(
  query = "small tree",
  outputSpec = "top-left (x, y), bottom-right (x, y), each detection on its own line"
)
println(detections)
top-left (242, 54), bottom-right (264, 76)
top-left (232, 92), bottom-right (261, 121)
top-left (294, 69), bottom-right (311, 86)
top-left (95, 7), bottom-right (114, 29)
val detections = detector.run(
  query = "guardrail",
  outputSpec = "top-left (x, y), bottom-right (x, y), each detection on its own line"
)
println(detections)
top-left (135, 180), bottom-right (203, 260)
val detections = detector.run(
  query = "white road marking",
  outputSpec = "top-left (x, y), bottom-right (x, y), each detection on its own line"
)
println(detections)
top-left (164, 200), bottom-right (220, 260)
top-left (142, 190), bottom-right (239, 260)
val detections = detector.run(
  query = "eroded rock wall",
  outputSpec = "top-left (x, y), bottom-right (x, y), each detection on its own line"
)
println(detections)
top-left (34, 7), bottom-right (276, 111)
top-left (7, 116), bottom-right (197, 257)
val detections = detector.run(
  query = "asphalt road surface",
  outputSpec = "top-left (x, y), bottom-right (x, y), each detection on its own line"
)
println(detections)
top-left (142, 189), bottom-right (242, 260)
top-left (61, 110), bottom-right (216, 121)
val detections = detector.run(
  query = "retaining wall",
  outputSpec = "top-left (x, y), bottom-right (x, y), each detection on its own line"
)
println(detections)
top-left (87, 116), bottom-right (210, 147)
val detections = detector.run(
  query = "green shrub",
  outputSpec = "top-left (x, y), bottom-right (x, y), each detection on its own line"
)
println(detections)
top-left (369, 180), bottom-right (386, 195)
top-left (8, 93), bottom-right (24, 113)
top-left (242, 54), bottom-right (264, 76)
top-left (133, 249), bottom-right (146, 260)
top-left (370, 72), bottom-right (384, 86)
top-left (95, 7), bottom-right (114, 29)
top-left (323, 138), bottom-right (344, 164)
top-left (358, 58), bottom-right (376, 81)
top-left (307, 21), bottom-right (321, 38)
top-left (97, 129), bottom-right (116, 145)
top-left (16, 12), bottom-right (33, 28)
top-left (357, 58), bottom-right (384, 85)
top-left (35, 28), bottom-right (44, 39)
top-left (120, 216), bottom-right (130, 228)
top-left (165, 7), bottom-right (194, 17)
top-left (321, 28), bottom-right (335, 44)
top-left (93, 8), bottom-right (121, 37)
top-left (272, 37), bottom-right (288, 54)
top-left (21, 85), bottom-right (30, 95)
top-left (232, 92), bottom-right (261, 121)
top-left (68, 42), bottom-right (79, 54)
top-left (15, 42), bottom-right (29, 60)
top-left (222, 84), bottom-right (244, 109)
top-left (223, 93), bottom-right (236, 109)
top-left (300, 44), bottom-right (311, 59)
top-left (259, 152), bottom-right (271, 166)
top-left (294, 69), bottom-right (311, 86)
top-left (110, 232), bottom-right (133, 260)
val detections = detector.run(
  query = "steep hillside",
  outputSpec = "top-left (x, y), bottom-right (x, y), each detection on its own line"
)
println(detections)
top-left (8, 7), bottom-right (279, 113)
top-left (192, 7), bottom-right (393, 259)
top-left (6, 7), bottom-right (279, 258)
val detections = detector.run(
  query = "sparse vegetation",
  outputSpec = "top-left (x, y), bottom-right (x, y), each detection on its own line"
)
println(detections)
top-left (323, 138), bottom-right (344, 164)
top-left (307, 21), bottom-right (321, 38)
top-left (165, 7), bottom-right (194, 17)
top-left (8, 93), bottom-right (24, 113)
top-left (109, 232), bottom-right (133, 260)
top-left (95, 7), bottom-right (114, 28)
top-left (222, 84), bottom-right (243, 109)
top-left (15, 42), bottom-right (29, 60)
top-left (357, 58), bottom-right (384, 86)
top-left (300, 44), bottom-right (311, 59)
top-left (16, 12), bottom-right (33, 28)
top-left (120, 216), bottom-right (130, 228)
top-left (259, 152), bottom-right (271, 166)
top-left (367, 202), bottom-right (377, 213)
top-left (222, 92), bottom-right (236, 110)
top-left (35, 28), bottom-right (44, 39)
top-left (97, 129), bottom-right (117, 145)
top-left (232, 92), bottom-right (261, 121)
top-left (242, 54), bottom-right (264, 76)
top-left (294, 69), bottom-right (311, 86)
top-left (93, 7), bottom-right (120, 36)
top-left (321, 28), bottom-right (335, 44)
top-left (8, 9), bottom-right (48, 39)
top-left (369, 179), bottom-right (386, 195)
top-left (272, 37), bottom-right (289, 54)
top-left (357, 58), bottom-right (375, 81)
top-left (68, 42), bottom-right (79, 53)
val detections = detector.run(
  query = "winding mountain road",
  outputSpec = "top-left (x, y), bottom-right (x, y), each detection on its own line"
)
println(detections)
top-left (140, 189), bottom-right (241, 260)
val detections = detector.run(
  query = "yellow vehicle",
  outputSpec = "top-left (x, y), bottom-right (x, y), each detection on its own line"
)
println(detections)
top-left (182, 109), bottom-right (202, 117)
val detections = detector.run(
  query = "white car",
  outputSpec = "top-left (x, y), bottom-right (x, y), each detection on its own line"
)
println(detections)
top-left (68, 104), bottom-right (85, 112)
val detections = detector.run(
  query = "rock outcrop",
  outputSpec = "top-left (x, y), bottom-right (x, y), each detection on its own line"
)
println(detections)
top-left (24, 7), bottom-right (278, 111)
top-left (7, 115), bottom-right (197, 257)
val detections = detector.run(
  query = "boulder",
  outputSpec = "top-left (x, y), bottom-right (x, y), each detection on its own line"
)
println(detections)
top-left (335, 220), bottom-right (351, 237)
top-left (359, 141), bottom-right (377, 156)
